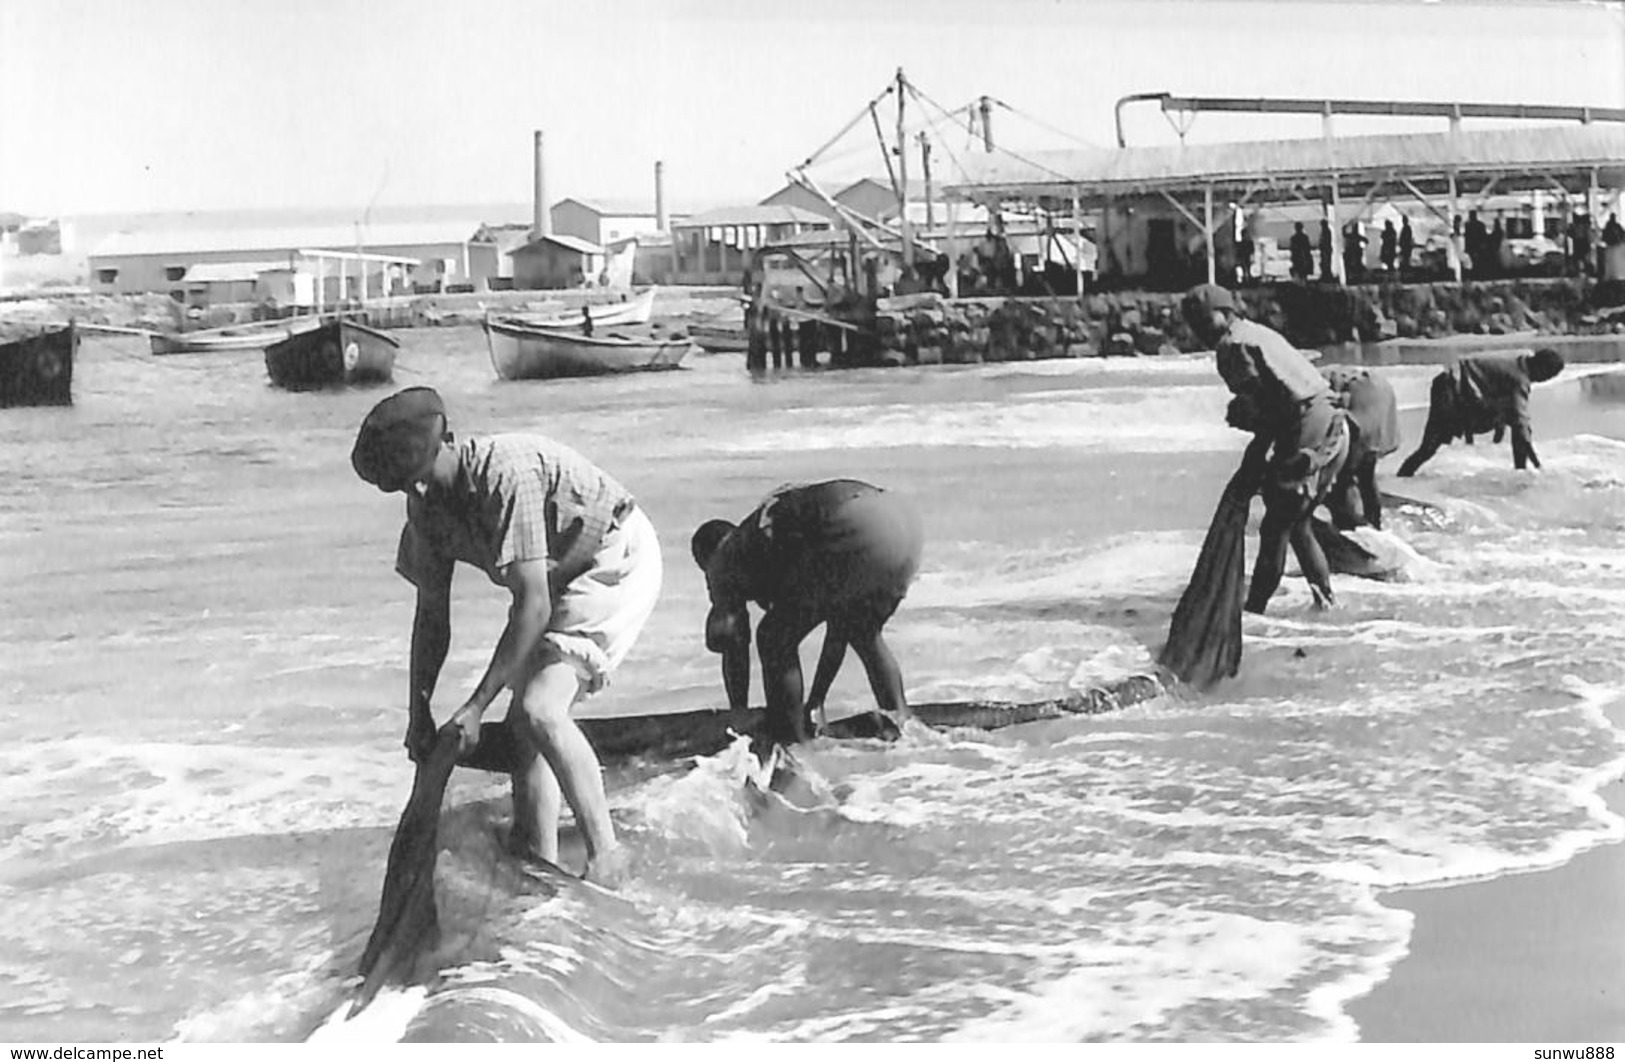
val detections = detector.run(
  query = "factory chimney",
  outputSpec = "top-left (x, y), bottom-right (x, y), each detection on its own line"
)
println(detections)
top-left (532, 131), bottom-right (550, 240)
top-left (654, 160), bottom-right (667, 232)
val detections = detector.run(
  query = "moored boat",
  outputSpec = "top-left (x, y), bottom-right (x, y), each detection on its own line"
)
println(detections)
top-left (491, 286), bottom-right (658, 329)
top-left (687, 321), bottom-right (749, 353)
top-left (484, 316), bottom-right (693, 380)
top-left (149, 316), bottom-right (324, 355)
top-left (264, 319), bottom-right (398, 390)
top-left (0, 323), bottom-right (76, 407)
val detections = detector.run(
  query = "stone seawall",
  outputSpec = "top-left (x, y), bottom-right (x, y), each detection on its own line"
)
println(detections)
top-left (874, 278), bottom-right (1625, 365)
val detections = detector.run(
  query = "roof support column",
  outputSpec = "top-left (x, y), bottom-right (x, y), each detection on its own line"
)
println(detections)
top-left (1203, 184), bottom-right (1216, 285)
top-left (1447, 171), bottom-right (1464, 282)
top-left (1073, 190), bottom-right (1085, 295)
top-left (946, 198), bottom-right (960, 297)
top-left (1330, 175), bottom-right (1346, 284)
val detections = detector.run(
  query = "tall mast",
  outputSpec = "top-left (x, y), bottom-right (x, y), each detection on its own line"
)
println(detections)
top-left (896, 68), bottom-right (914, 268)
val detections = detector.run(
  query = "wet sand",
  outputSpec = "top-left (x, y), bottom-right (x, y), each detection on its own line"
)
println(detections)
top-left (1350, 703), bottom-right (1625, 1043)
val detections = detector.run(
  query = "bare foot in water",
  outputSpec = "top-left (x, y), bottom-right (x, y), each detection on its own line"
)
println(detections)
top-left (581, 844), bottom-right (632, 889)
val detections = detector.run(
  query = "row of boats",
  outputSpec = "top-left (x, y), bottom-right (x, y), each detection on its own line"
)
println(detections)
top-left (0, 287), bottom-right (749, 407)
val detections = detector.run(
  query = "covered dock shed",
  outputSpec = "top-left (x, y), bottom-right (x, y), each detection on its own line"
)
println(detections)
top-left (940, 123), bottom-right (1625, 289)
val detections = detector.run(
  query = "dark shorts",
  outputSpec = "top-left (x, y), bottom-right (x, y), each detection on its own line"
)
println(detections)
top-left (767, 486), bottom-right (924, 621)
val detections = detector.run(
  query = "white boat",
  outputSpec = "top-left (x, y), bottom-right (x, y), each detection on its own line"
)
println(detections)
top-left (484, 316), bottom-right (693, 380)
top-left (492, 287), bottom-right (657, 329)
top-left (149, 316), bottom-right (325, 355)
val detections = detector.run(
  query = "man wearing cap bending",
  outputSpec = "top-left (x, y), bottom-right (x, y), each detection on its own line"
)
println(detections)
top-left (351, 386), bottom-right (662, 884)
top-left (1182, 284), bottom-right (1348, 613)
top-left (1397, 348), bottom-right (1565, 477)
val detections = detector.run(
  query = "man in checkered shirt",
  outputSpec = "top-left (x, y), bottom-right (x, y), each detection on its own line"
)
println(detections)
top-left (352, 386), bottom-right (662, 884)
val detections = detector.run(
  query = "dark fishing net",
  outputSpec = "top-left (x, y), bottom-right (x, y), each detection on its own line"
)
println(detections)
top-left (1157, 462), bottom-right (1253, 689)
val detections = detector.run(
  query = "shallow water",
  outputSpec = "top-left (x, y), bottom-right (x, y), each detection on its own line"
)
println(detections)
top-left (2, 330), bottom-right (1624, 1042)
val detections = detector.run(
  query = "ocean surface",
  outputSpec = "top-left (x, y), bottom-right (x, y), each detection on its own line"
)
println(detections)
top-left (3, 325), bottom-right (1624, 1043)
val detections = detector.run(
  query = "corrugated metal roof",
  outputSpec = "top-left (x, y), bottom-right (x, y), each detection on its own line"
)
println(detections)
top-left (676, 204), bottom-right (832, 228)
top-left (183, 261), bottom-right (284, 283)
top-left (89, 221), bottom-right (489, 259)
top-left (945, 124), bottom-right (1625, 199)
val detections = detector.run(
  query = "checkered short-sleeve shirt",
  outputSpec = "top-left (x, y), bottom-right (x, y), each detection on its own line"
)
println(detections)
top-left (396, 434), bottom-right (633, 592)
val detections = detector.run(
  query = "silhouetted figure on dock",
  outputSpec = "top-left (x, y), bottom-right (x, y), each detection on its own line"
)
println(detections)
top-left (1290, 223), bottom-right (1314, 282)
top-left (1397, 349), bottom-right (1566, 477)
top-left (1604, 213), bottom-right (1625, 249)
top-left (1465, 211), bottom-right (1489, 277)
top-left (1487, 217), bottom-right (1506, 278)
top-left (1379, 220), bottom-right (1398, 275)
top-left (1318, 220), bottom-right (1335, 282)
top-left (1570, 213), bottom-right (1593, 278)
top-left (1399, 217), bottom-right (1415, 277)
top-left (1343, 224), bottom-right (1367, 284)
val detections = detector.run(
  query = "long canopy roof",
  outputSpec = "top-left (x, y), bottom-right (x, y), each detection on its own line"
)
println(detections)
top-left (941, 124), bottom-right (1625, 210)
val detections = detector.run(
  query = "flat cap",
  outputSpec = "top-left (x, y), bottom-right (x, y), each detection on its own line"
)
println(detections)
top-left (351, 386), bottom-right (447, 491)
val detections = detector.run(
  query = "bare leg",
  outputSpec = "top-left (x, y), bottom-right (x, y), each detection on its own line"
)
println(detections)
top-left (1246, 497), bottom-right (1298, 615)
top-left (1288, 514), bottom-right (1335, 607)
top-left (512, 659), bottom-right (620, 879)
top-left (804, 625), bottom-right (846, 735)
top-left (1356, 457), bottom-right (1383, 530)
top-left (756, 609), bottom-right (823, 749)
top-left (506, 697), bottom-right (563, 866)
top-left (848, 627), bottom-right (910, 720)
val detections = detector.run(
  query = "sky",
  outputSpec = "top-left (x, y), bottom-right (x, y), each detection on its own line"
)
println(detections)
top-left (2, 0), bottom-right (1622, 222)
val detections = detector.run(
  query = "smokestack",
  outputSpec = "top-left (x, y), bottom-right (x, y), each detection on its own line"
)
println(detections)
top-left (532, 131), bottom-right (550, 240)
top-left (654, 160), bottom-right (667, 232)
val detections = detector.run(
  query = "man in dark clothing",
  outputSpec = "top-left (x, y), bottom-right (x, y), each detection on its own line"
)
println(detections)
top-left (1320, 366), bottom-right (1401, 530)
top-left (1465, 211), bottom-right (1489, 276)
top-left (1398, 217), bottom-right (1415, 276)
top-left (1604, 213), bottom-right (1625, 248)
top-left (1290, 223), bottom-right (1314, 282)
top-left (1379, 221), bottom-right (1398, 274)
top-left (1318, 220), bottom-right (1335, 282)
top-left (1182, 285), bottom-right (1348, 613)
top-left (1397, 349), bottom-right (1566, 477)
top-left (693, 480), bottom-right (924, 753)
top-left (1571, 214), bottom-right (1593, 277)
top-left (1343, 224), bottom-right (1367, 284)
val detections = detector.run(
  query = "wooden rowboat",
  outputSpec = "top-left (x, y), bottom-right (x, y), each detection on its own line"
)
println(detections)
top-left (688, 322), bottom-right (749, 353)
top-left (264, 319), bottom-right (398, 390)
top-left (492, 286), bottom-right (658, 330)
top-left (484, 316), bottom-right (693, 380)
top-left (0, 323), bottom-right (76, 407)
top-left (149, 316), bottom-right (324, 355)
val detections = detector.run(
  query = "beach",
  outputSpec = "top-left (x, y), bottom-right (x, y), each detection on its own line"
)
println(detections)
top-left (1351, 712), bottom-right (1625, 1043)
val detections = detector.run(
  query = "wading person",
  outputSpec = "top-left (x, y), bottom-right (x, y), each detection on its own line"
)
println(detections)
top-left (692, 479), bottom-right (923, 757)
top-left (1182, 284), bottom-right (1348, 613)
top-left (351, 386), bottom-right (662, 884)
top-left (1321, 365), bottom-right (1401, 530)
top-left (1397, 349), bottom-right (1566, 477)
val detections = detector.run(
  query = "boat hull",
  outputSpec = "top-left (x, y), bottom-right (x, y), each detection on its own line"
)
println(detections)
top-left (688, 323), bottom-right (748, 353)
top-left (496, 287), bottom-right (658, 329)
top-left (0, 324), bottom-right (76, 408)
top-left (149, 316), bottom-right (324, 355)
top-left (485, 319), bottom-right (692, 380)
top-left (264, 320), bottom-right (398, 390)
